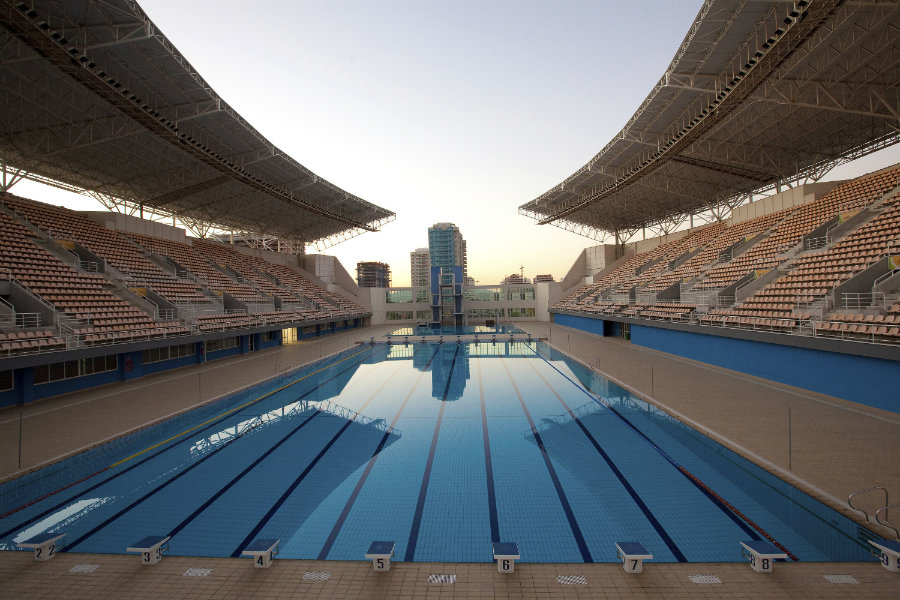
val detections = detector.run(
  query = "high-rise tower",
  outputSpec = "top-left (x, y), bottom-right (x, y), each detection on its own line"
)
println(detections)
top-left (410, 247), bottom-right (430, 287)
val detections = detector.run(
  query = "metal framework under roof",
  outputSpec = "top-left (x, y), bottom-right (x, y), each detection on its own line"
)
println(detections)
top-left (0, 0), bottom-right (395, 248)
top-left (519, 0), bottom-right (900, 242)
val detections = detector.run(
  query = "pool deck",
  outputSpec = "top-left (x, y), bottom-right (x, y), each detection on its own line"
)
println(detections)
top-left (1, 322), bottom-right (898, 598)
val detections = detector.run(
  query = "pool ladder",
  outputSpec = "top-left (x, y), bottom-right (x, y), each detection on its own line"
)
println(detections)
top-left (848, 486), bottom-right (899, 539)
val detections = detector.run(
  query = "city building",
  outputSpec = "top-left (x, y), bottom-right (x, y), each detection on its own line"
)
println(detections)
top-left (410, 247), bottom-right (430, 287)
top-left (533, 274), bottom-right (554, 283)
top-left (356, 261), bottom-right (391, 288)
top-left (427, 222), bottom-right (467, 281)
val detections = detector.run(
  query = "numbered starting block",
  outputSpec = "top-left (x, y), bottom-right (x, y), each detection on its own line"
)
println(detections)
top-left (615, 541), bottom-right (652, 573)
top-left (492, 542), bottom-right (520, 573)
top-left (127, 535), bottom-right (170, 566)
top-left (365, 541), bottom-right (395, 572)
top-left (740, 540), bottom-right (786, 573)
top-left (17, 532), bottom-right (65, 561)
top-left (868, 539), bottom-right (900, 572)
top-left (242, 538), bottom-right (279, 568)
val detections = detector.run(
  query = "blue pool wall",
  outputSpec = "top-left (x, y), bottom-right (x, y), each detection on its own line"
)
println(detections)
top-left (552, 313), bottom-right (900, 413)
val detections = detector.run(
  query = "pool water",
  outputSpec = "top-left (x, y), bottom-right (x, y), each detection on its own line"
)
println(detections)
top-left (0, 341), bottom-right (876, 563)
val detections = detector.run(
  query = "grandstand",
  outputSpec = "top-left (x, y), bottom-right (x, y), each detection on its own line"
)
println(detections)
top-left (1, 0), bottom-right (899, 595)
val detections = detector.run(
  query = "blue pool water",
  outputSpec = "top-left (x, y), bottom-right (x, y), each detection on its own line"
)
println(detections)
top-left (0, 341), bottom-right (876, 563)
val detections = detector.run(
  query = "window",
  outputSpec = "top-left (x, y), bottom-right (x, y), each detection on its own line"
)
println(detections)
top-left (386, 290), bottom-right (413, 303)
top-left (415, 310), bottom-right (431, 320)
top-left (465, 288), bottom-right (501, 301)
top-left (386, 311), bottom-right (414, 321)
top-left (507, 308), bottom-right (535, 318)
top-left (0, 370), bottom-right (12, 391)
top-left (507, 286), bottom-right (535, 301)
top-left (206, 337), bottom-right (239, 353)
top-left (142, 343), bottom-right (195, 365)
top-left (263, 331), bottom-right (276, 342)
top-left (34, 354), bottom-right (117, 384)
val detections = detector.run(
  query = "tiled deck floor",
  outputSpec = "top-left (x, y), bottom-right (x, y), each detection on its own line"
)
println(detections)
top-left (1, 322), bottom-right (898, 598)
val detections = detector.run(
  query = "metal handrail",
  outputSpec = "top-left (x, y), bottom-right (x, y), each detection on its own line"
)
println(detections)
top-left (875, 504), bottom-right (900, 540)
top-left (848, 486), bottom-right (889, 524)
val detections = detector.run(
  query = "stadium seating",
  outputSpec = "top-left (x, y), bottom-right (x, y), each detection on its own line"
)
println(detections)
top-left (0, 191), bottom-right (368, 357)
top-left (553, 166), bottom-right (900, 345)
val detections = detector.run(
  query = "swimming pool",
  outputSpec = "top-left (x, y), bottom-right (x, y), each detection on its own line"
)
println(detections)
top-left (0, 341), bottom-right (876, 563)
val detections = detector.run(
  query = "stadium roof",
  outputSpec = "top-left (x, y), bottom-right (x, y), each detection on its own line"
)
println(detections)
top-left (520, 0), bottom-right (900, 241)
top-left (0, 0), bottom-right (395, 246)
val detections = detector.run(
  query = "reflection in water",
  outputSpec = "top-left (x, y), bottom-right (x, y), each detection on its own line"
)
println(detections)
top-left (384, 341), bottom-right (539, 400)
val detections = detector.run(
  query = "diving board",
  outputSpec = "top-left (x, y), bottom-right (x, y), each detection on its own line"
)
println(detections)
top-left (740, 540), bottom-right (786, 573)
top-left (127, 535), bottom-right (170, 565)
top-left (17, 532), bottom-right (65, 561)
top-left (492, 542), bottom-right (520, 573)
top-left (242, 538), bottom-right (279, 568)
top-left (365, 541), bottom-right (395, 571)
top-left (615, 541), bottom-right (652, 573)
top-left (869, 539), bottom-right (900, 572)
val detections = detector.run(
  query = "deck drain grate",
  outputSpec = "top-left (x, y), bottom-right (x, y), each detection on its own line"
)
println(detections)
top-left (303, 571), bottom-right (331, 581)
top-left (427, 574), bottom-right (456, 584)
top-left (823, 574), bottom-right (859, 584)
top-left (183, 568), bottom-right (212, 577)
top-left (69, 564), bottom-right (99, 574)
top-left (557, 575), bottom-right (587, 585)
top-left (689, 574), bottom-right (722, 584)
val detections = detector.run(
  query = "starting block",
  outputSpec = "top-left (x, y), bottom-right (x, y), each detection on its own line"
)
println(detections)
top-left (868, 539), bottom-right (900, 572)
top-left (615, 541), bottom-right (652, 573)
top-left (366, 541), bottom-right (395, 571)
top-left (492, 542), bottom-right (520, 573)
top-left (17, 532), bottom-right (65, 561)
top-left (740, 540), bottom-right (786, 573)
top-left (127, 535), bottom-right (170, 565)
top-left (242, 538), bottom-right (280, 568)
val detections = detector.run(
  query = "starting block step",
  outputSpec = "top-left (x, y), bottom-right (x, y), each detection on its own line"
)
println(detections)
top-left (17, 532), bottom-right (65, 561)
top-left (868, 539), bottom-right (900, 572)
top-left (242, 538), bottom-right (280, 568)
top-left (740, 540), bottom-right (786, 573)
top-left (365, 541), bottom-right (395, 571)
top-left (127, 535), bottom-right (170, 565)
top-left (492, 542), bottom-right (520, 573)
top-left (615, 541), bottom-right (652, 573)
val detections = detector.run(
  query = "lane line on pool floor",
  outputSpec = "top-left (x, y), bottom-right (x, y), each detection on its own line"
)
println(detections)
top-left (1, 348), bottom-right (373, 525)
top-left (528, 345), bottom-right (799, 560)
top-left (58, 350), bottom-right (379, 552)
top-left (230, 356), bottom-right (402, 557)
top-left (478, 359), bottom-right (501, 544)
top-left (1, 347), bottom-right (379, 541)
top-left (501, 358), bottom-right (594, 564)
top-left (526, 361), bottom-right (686, 562)
top-left (316, 345), bottom-right (442, 560)
top-left (404, 344), bottom-right (460, 562)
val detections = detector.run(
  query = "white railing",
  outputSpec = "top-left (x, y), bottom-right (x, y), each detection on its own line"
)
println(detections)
top-left (803, 236), bottom-right (827, 251)
top-left (841, 292), bottom-right (886, 310)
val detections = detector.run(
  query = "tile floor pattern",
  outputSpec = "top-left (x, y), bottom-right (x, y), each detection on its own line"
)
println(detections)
top-left (1, 322), bottom-right (898, 598)
top-left (0, 551), bottom-right (897, 599)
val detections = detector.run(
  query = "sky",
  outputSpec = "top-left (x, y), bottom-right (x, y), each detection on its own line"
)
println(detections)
top-left (11, 0), bottom-right (900, 287)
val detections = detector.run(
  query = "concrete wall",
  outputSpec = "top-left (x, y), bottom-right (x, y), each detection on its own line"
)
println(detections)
top-left (84, 211), bottom-right (186, 243)
top-left (730, 182), bottom-right (841, 224)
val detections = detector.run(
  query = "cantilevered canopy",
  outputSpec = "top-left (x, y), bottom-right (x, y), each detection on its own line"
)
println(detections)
top-left (520, 0), bottom-right (900, 241)
top-left (0, 0), bottom-right (395, 246)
